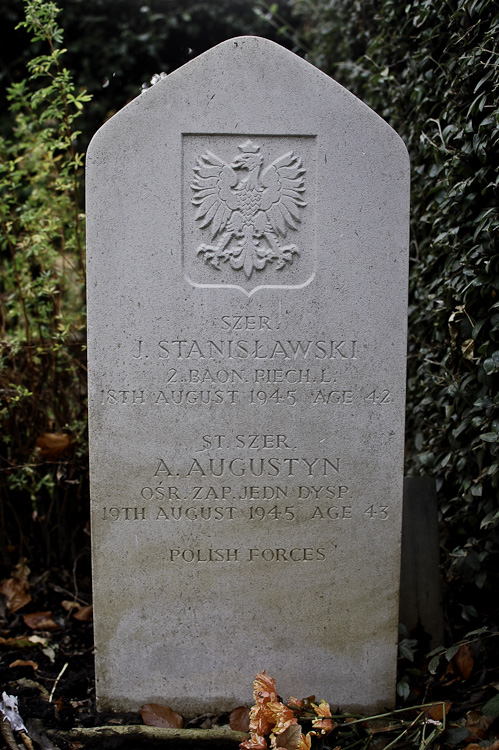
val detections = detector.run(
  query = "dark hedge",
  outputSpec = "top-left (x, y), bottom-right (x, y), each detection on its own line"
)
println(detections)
top-left (0, 0), bottom-right (299, 147)
top-left (292, 0), bottom-right (499, 615)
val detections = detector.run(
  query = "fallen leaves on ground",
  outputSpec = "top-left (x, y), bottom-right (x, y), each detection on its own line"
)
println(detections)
top-left (464, 709), bottom-right (493, 739)
top-left (465, 741), bottom-right (499, 750)
top-left (453, 644), bottom-right (474, 680)
top-left (0, 560), bottom-right (31, 613)
top-left (230, 706), bottom-right (251, 732)
top-left (22, 611), bottom-right (59, 631)
top-left (8, 660), bottom-right (38, 671)
top-left (61, 600), bottom-right (93, 620)
top-left (274, 723), bottom-right (302, 749)
top-left (0, 634), bottom-right (49, 649)
top-left (72, 605), bottom-right (93, 622)
top-left (141, 702), bottom-right (183, 728)
top-left (425, 701), bottom-right (451, 722)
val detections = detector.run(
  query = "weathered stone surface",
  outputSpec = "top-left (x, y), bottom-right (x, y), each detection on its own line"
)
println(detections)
top-left (86, 36), bottom-right (410, 715)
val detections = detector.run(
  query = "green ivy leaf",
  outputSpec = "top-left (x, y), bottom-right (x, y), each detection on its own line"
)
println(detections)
top-left (482, 694), bottom-right (499, 720)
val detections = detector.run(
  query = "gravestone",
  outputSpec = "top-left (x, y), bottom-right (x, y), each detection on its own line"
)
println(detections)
top-left (86, 37), bottom-right (410, 714)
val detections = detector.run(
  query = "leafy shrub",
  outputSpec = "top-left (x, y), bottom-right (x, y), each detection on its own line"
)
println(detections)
top-left (0, 1), bottom-right (302, 571)
top-left (292, 0), bottom-right (499, 615)
top-left (0, 0), bottom-right (90, 568)
top-left (0, 0), bottom-right (300, 149)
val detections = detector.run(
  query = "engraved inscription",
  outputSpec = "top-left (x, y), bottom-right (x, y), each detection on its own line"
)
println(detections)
top-left (100, 505), bottom-right (390, 524)
top-left (131, 334), bottom-right (358, 362)
top-left (156, 339), bottom-right (357, 360)
top-left (221, 315), bottom-right (274, 330)
top-left (94, 312), bottom-right (397, 570)
top-left (153, 456), bottom-right (341, 478)
top-left (163, 548), bottom-right (326, 563)
top-left (191, 140), bottom-right (306, 278)
top-left (99, 382), bottom-right (394, 408)
top-left (97, 421), bottom-right (392, 572)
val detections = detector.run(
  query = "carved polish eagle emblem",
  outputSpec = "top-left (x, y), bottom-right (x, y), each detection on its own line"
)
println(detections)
top-left (191, 140), bottom-right (306, 279)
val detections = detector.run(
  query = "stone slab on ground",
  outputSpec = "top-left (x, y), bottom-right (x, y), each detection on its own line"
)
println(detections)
top-left (86, 36), bottom-right (410, 714)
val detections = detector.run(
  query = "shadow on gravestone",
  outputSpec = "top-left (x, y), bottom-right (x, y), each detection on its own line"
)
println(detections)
top-left (86, 37), bottom-right (410, 715)
top-left (399, 477), bottom-right (445, 649)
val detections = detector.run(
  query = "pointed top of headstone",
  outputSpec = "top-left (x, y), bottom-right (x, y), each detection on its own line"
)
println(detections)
top-left (89, 36), bottom-right (408, 157)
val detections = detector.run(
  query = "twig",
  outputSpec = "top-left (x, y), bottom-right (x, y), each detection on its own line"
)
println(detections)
top-left (380, 712), bottom-right (424, 750)
top-left (26, 719), bottom-right (61, 750)
top-left (48, 726), bottom-right (246, 746)
top-left (338, 739), bottom-right (369, 750)
top-left (19, 733), bottom-right (35, 750)
top-left (339, 701), bottom-right (448, 727)
top-left (0, 716), bottom-right (22, 750)
top-left (49, 662), bottom-right (68, 702)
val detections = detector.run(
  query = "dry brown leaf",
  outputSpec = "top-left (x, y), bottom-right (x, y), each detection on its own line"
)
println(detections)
top-left (14, 559), bottom-right (30, 581)
top-left (73, 605), bottom-right (93, 622)
top-left (61, 600), bottom-right (93, 620)
top-left (453, 644), bottom-right (474, 680)
top-left (9, 659), bottom-right (38, 671)
top-left (36, 432), bottom-right (72, 460)
top-left (426, 701), bottom-right (452, 721)
top-left (229, 706), bottom-right (250, 733)
top-left (141, 703), bottom-right (183, 729)
top-left (22, 611), bottom-right (59, 631)
top-left (465, 710), bottom-right (492, 739)
top-left (275, 724), bottom-right (302, 750)
top-left (0, 576), bottom-right (31, 613)
top-left (465, 741), bottom-right (499, 750)
top-left (461, 338), bottom-right (474, 362)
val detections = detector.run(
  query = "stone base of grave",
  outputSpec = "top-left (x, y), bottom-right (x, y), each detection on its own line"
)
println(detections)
top-left (49, 726), bottom-right (245, 748)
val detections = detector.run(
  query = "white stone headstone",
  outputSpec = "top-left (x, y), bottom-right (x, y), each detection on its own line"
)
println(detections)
top-left (86, 36), bottom-right (409, 715)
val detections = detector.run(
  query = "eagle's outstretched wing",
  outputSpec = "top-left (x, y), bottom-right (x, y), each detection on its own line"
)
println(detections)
top-left (260, 151), bottom-right (306, 237)
top-left (191, 151), bottom-right (239, 238)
